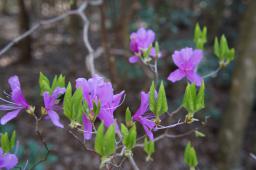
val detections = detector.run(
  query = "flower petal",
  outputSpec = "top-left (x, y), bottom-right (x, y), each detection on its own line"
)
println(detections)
top-left (0, 105), bottom-right (21, 111)
top-left (167, 69), bottom-right (186, 83)
top-left (8, 76), bottom-right (21, 91)
top-left (0, 109), bottom-right (21, 125)
top-left (82, 115), bottom-right (93, 140)
top-left (52, 87), bottom-right (66, 99)
top-left (150, 48), bottom-right (162, 58)
top-left (98, 110), bottom-right (115, 127)
top-left (97, 82), bottom-right (113, 106)
top-left (180, 47), bottom-right (193, 61)
top-left (142, 124), bottom-right (154, 140)
top-left (2, 153), bottom-right (18, 169)
top-left (133, 91), bottom-right (149, 118)
top-left (187, 71), bottom-right (203, 86)
top-left (112, 91), bottom-right (125, 110)
top-left (172, 50), bottom-right (184, 67)
top-left (129, 56), bottom-right (140, 63)
top-left (190, 49), bottom-right (203, 68)
top-left (48, 110), bottom-right (64, 128)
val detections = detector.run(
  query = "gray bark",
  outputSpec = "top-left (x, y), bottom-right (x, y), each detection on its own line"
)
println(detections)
top-left (218, 0), bottom-right (256, 169)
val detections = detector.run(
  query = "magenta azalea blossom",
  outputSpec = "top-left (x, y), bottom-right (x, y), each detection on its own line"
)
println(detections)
top-left (0, 148), bottom-right (18, 170)
top-left (129, 27), bottom-right (161, 63)
top-left (167, 47), bottom-right (203, 86)
top-left (132, 91), bottom-right (155, 140)
top-left (76, 75), bottom-right (125, 140)
top-left (82, 115), bottom-right (93, 141)
top-left (0, 76), bottom-right (30, 125)
top-left (43, 87), bottom-right (66, 128)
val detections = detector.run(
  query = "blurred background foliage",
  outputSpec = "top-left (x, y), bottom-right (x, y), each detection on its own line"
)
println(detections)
top-left (0, 0), bottom-right (255, 170)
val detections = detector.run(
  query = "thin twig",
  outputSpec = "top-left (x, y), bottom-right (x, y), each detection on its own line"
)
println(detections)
top-left (202, 66), bottom-right (221, 79)
top-left (65, 128), bottom-right (96, 154)
top-left (135, 129), bottom-right (195, 148)
top-left (30, 117), bottom-right (50, 170)
top-left (155, 120), bottom-right (185, 130)
top-left (128, 155), bottom-right (140, 170)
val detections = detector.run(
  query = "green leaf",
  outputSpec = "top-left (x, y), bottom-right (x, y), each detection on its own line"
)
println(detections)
top-left (121, 124), bottom-right (129, 138)
top-left (95, 123), bottom-right (104, 156)
top-left (125, 107), bottom-right (132, 127)
top-left (63, 83), bottom-right (72, 120)
top-left (155, 41), bottom-right (160, 58)
top-left (194, 23), bottom-right (200, 42)
top-left (156, 81), bottom-right (168, 115)
top-left (10, 131), bottom-right (16, 150)
top-left (183, 83), bottom-right (196, 113)
top-left (93, 101), bottom-right (101, 120)
top-left (126, 125), bottom-right (137, 150)
top-left (149, 82), bottom-right (156, 114)
top-left (214, 37), bottom-right (220, 58)
top-left (226, 48), bottom-right (235, 63)
top-left (39, 72), bottom-right (51, 94)
top-left (144, 138), bottom-right (155, 157)
top-left (220, 35), bottom-right (228, 59)
top-left (195, 82), bottom-right (205, 111)
top-left (103, 125), bottom-right (116, 157)
top-left (184, 142), bottom-right (198, 168)
top-left (1, 133), bottom-right (9, 152)
top-left (193, 23), bottom-right (207, 49)
top-left (63, 83), bottom-right (83, 123)
top-left (71, 89), bottom-right (83, 122)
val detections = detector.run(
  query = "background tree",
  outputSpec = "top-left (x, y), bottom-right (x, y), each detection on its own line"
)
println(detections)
top-left (218, 0), bottom-right (256, 169)
top-left (17, 0), bottom-right (32, 63)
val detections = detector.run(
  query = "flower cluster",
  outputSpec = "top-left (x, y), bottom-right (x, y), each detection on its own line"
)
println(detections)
top-left (129, 27), bottom-right (162, 63)
top-left (76, 75), bottom-right (125, 140)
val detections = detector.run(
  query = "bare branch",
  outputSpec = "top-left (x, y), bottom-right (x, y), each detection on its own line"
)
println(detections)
top-left (0, 1), bottom-right (103, 76)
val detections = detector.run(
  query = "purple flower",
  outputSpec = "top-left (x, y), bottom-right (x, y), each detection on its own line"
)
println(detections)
top-left (0, 76), bottom-right (30, 125)
top-left (82, 115), bottom-right (93, 141)
top-left (167, 47), bottom-right (203, 86)
top-left (43, 87), bottom-right (66, 128)
top-left (0, 148), bottom-right (18, 170)
top-left (129, 27), bottom-right (161, 63)
top-left (132, 91), bottom-right (155, 140)
top-left (76, 75), bottom-right (125, 140)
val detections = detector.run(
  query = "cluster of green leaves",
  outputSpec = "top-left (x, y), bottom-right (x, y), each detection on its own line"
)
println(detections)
top-left (194, 23), bottom-right (207, 50)
top-left (183, 83), bottom-right (205, 114)
top-left (121, 124), bottom-right (137, 151)
top-left (39, 72), bottom-right (65, 94)
top-left (214, 35), bottom-right (235, 65)
top-left (0, 131), bottom-right (16, 153)
top-left (184, 142), bottom-right (198, 170)
top-left (94, 123), bottom-right (116, 157)
top-left (149, 81), bottom-right (168, 118)
top-left (63, 83), bottom-right (83, 124)
top-left (144, 138), bottom-right (155, 161)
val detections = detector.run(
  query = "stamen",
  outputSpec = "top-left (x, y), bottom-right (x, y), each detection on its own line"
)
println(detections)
top-left (0, 97), bottom-right (17, 105)
top-left (102, 94), bottom-right (126, 111)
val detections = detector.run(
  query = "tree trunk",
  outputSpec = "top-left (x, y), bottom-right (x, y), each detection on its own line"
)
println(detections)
top-left (17, 0), bottom-right (32, 63)
top-left (1, 0), bottom-right (8, 14)
top-left (99, 2), bottom-right (118, 85)
top-left (218, 0), bottom-right (256, 169)
top-left (69, 0), bottom-right (80, 37)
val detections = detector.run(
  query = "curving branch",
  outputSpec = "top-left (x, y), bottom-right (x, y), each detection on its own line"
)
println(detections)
top-left (0, 0), bottom-right (103, 76)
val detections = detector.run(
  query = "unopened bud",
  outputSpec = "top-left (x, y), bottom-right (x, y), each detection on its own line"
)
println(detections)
top-left (26, 106), bottom-right (35, 116)
top-left (41, 107), bottom-right (47, 116)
